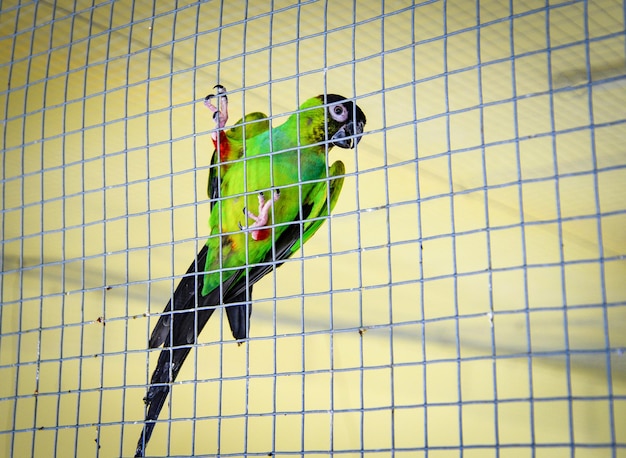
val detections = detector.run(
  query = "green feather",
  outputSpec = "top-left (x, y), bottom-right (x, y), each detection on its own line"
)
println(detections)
top-left (207, 112), bottom-right (270, 199)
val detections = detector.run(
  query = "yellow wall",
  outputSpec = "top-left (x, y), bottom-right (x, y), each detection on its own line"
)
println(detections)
top-left (1, 0), bottom-right (625, 456)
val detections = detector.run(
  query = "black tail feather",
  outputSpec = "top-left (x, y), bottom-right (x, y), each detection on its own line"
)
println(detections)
top-left (135, 308), bottom-right (214, 456)
top-left (135, 246), bottom-right (253, 457)
top-left (148, 246), bottom-right (210, 349)
top-left (225, 290), bottom-right (253, 341)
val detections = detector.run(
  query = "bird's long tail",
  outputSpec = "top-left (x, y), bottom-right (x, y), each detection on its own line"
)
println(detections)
top-left (134, 345), bottom-right (194, 457)
top-left (134, 246), bottom-right (252, 457)
top-left (134, 291), bottom-right (217, 457)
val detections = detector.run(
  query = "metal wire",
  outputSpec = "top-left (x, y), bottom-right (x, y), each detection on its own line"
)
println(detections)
top-left (1, 0), bottom-right (625, 457)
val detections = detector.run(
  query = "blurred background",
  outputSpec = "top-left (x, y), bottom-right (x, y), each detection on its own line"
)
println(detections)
top-left (1, 0), bottom-right (625, 456)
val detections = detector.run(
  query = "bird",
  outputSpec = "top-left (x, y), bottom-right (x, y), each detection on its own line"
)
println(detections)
top-left (134, 85), bottom-right (366, 457)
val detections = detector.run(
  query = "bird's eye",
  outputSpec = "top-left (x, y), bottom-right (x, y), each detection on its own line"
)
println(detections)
top-left (329, 104), bottom-right (348, 122)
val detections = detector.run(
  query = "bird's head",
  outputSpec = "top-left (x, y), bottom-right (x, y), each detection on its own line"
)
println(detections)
top-left (297, 94), bottom-right (367, 149)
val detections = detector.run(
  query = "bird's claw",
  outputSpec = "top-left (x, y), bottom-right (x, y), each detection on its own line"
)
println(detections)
top-left (204, 85), bottom-right (229, 140)
top-left (239, 190), bottom-right (281, 241)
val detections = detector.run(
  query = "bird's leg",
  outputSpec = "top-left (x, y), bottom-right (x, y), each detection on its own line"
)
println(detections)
top-left (241, 190), bottom-right (281, 241)
top-left (204, 84), bottom-right (228, 142)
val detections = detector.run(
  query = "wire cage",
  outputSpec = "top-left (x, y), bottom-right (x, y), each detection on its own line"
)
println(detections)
top-left (1, 0), bottom-right (625, 456)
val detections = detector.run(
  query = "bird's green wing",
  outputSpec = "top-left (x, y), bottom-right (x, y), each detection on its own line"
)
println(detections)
top-left (208, 112), bottom-right (270, 204)
top-left (229, 112), bottom-right (270, 141)
top-left (290, 160), bottom-right (345, 253)
top-left (218, 160), bottom-right (346, 300)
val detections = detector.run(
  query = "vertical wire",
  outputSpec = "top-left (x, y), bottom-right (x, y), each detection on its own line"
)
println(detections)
top-left (138, 0), bottom-right (156, 452)
top-left (264, 17), bottom-right (278, 458)
top-left (10, 0), bottom-right (25, 439)
top-left (320, 1), bottom-right (335, 454)
top-left (413, 3), bottom-right (429, 456)
top-left (347, 0), bottom-right (363, 449)
top-left (141, 1), bottom-right (166, 453)
top-left (294, 3), bottom-right (306, 455)
top-left (26, 1), bottom-right (43, 455)
top-left (242, 2), bottom-right (252, 455)
top-left (294, 24), bottom-right (305, 458)
top-left (50, 2), bottom-right (66, 454)
top-left (475, 1), bottom-right (501, 455)
top-left (441, 0), bottom-right (465, 453)
top-left (42, 0), bottom-right (66, 451)
top-left (351, 0), bottom-right (365, 450)
top-left (293, 32), bottom-right (307, 457)
top-left (265, 22), bottom-right (279, 457)
top-left (190, 3), bottom-right (202, 452)
top-left (0, 8), bottom-right (22, 451)
top-left (74, 0), bottom-right (91, 453)
top-left (379, 1), bottom-right (396, 455)
top-left (94, 0), bottom-right (108, 453)
top-left (544, 3), bottom-right (576, 455)
top-left (214, 1), bottom-right (226, 454)
top-left (214, 0), bottom-right (225, 352)
top-left (171, 2), bottom-right (197, 455)
top-left (190, 1), bottom-right (203, 452)
top-left (190, 0), bottom-right (201, 357)
top-left (353, 0), bottom-right (369, 451)
top-left (178, 0), bottom-right (199, 456)
top-left (135, 0), bottom-right (152, 441)
top-left (582, 1), bottom-right (616, 454)
top-left (265, 31), bottom-right (276, 417)
top-left (11, 21), bottom-right (24, 442)
top-left (508, 0), bottom-right (536, 454)
top-left (114, 0), bottom-right (131, 452)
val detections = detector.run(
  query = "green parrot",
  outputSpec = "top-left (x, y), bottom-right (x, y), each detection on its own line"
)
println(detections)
top-left (134, 85), bottom-right (366, 457)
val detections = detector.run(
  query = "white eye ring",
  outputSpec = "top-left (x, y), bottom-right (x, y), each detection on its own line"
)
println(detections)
top-left (329, 104), bottom-right (348, 122)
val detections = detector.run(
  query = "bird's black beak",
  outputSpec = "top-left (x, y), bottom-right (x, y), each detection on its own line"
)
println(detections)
top-left (331, 119), bottom-right (365, 149)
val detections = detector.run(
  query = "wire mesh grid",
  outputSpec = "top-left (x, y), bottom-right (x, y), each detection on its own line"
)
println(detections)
top-left (1, 0), bottom-right (625, 456)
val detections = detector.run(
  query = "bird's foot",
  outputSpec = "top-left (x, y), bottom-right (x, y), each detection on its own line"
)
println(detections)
top-left (240, 190), bottom-right (280, 241)
top-left (204, 84), bottom-right (228, 142)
